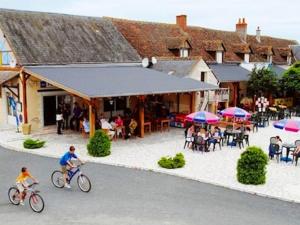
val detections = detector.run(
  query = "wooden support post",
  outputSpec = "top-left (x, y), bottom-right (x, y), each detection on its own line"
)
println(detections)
top-left (190, 92), bottom-right (195, 113)
top-left (233, 82), bottom-right (239, 107)
top-left (176, 93), bottom-right (180, 113)
top-left (20, 71), bottom-right (29, 124)
top-left (139, 96), bottom-right (145, 138)
top-left (89, 99), bottom-right (96, 138)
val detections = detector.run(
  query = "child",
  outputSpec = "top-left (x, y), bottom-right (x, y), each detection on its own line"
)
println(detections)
top-left (16, 167), bottom-right (38, 205)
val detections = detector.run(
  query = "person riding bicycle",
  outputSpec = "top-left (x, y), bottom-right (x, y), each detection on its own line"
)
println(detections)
top-left (59, 146), bottom-right (83, 188)
top-left (16, 167), bottom-right (38, 205)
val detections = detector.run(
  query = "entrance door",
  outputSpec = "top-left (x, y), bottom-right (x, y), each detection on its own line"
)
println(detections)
top-left (43, 96), bottom-right (57, 126)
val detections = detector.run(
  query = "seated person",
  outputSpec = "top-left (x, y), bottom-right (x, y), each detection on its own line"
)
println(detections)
top-left (82, 117), bottom-right (90, 134)
top-left (268, 136), bottom-right (282, 159)
top-left (100, 118), bottom-right (115, 138)
top-left (115, 115), bottom-right (124, 137)
top-left (293, 145), bottom-right (300, 157)
top-left (186, 125), bottom-right (195, 148)
top-left (128, 118), bottom-right (138, 137)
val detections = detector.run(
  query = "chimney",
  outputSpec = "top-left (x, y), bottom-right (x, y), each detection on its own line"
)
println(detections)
top-left (176, 15), bottom-right (187, 30)
top-left (256, 26), bottom-right (261, 43)
top-left (235, 17), bottom-right (247, 42)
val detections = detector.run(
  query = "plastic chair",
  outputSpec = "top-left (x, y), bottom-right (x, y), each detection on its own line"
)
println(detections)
top-left (232, 133), bottom-right (244, 149)
top-left (193, 136), bottom-right (206, 152)
top-left (269, 143), bottom-right (282, 162)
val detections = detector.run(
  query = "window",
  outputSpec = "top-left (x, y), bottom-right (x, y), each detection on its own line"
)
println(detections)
top-left (104, 97), bottom-right (126, 112)
top-left (180, 49), bottom-right (189, 58)
top-left (200, 72), bottom-right (206, 82)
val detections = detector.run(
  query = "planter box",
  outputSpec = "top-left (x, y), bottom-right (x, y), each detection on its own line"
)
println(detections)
top-left (22, 124), bottom-right (31, 135)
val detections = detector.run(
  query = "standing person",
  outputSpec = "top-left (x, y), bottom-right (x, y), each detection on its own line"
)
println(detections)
top-left (62, 103), bottom-right (71, 130)
top-left (15, 167), bottom-right (38, 205)
top-left (56, 106), bottom-right (63, 135)
top-left (70, 102), bottom-right (82, 131)
top-left (59, 146), bottom-right (83, 188)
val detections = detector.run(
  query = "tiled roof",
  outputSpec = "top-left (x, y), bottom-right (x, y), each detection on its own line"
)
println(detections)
top-left (166, 37), bottom-right (191, 50)
top-left (109, 18), bottom-right (187, 58)
top-left (110, 17), bottom-right (298, 64)
top-left (203, 40), bottom-right (225, 52)
top-left (231, 44), bottom-right (252, 54)
top-left (0, 9), bottom-right (141, 65)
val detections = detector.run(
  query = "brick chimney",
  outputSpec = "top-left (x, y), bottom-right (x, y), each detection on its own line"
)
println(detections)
top-left (176, 15), bottom-right (187, 30)
top-left (256, 26), bottom-right (261, 43)
top-left (236, 18), bottom-right (247, 42)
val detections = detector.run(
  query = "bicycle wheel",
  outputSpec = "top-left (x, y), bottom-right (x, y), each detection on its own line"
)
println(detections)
top-left (77, 174), bottom-right (91, 192)
top-left (29, 193), bottom-right (44, 213)
top-left (8, 187), bottom-right (20, 205)
top-left (51, 170), bottom-right (64, 188)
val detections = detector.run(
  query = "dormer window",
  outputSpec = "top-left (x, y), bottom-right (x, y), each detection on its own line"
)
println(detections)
top-left (166, 37), bottom-right (191, 58)
top-left (180, 48), bottom-right (189, 58)
top-left (204, 40), bottom-right (225, 64)
top-left (232, 43), bottom-right (252, 63)
top-left (276, 47), bottom-right (292, 65)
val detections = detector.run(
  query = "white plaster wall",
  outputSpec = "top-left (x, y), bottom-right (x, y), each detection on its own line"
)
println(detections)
top-left (216, 51), bottom-right (223, 64)
top-left (0, 29), bottom-right (17, 65)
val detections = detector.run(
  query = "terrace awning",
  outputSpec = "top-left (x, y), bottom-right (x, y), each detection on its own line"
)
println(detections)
top-left (0, 71), bottom-right (19, 84)
top-left (25, 64), bottom-right (218, 100)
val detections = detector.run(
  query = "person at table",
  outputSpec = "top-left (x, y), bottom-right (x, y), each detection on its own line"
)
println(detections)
top-left (292, 145), bottom-right (300, 158)
top-left (186, 125), bottom-right (195, 149)
top-left (275, 136), bottom-right (283, 149)
top-left (100, 118), bottom-right (115, 138)
top-left (115, 115), bottom-right (124, 138)
top-left (70, 102), bottom-right (82, 131)
top-left (128, 118), bottom-right (138, 138)
top-left (207, 127), bottom-right (221, 148)
top-left (269, 136), bottom-right (282, 159)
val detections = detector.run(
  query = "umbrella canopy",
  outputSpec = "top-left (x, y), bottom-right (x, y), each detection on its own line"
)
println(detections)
top-left (185, 111), bottom-right (219, 124)
top-left (220, 107), bottom-right (251, 118)
top-left (273, 119), bottom-right (300, 132)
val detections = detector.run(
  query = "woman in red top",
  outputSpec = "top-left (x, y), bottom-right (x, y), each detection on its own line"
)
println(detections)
top-left (115, 115), bottom-right (124, 138)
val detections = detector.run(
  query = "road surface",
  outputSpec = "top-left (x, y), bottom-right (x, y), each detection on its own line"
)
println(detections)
top-left (0, 146), bottom-right (299, 225)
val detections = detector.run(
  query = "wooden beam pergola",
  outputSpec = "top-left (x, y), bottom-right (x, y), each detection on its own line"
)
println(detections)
top-left (139, 95), bottom-right (145, 138)
top-left (88, 98), bottom-right (96, 138)
top-left (20, 70), bottom-right (30, 124)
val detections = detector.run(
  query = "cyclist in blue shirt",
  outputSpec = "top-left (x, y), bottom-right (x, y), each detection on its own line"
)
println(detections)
top-left (60, 146), bottom-right (83, 188)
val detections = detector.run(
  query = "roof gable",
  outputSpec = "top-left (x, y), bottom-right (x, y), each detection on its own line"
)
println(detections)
top-left (0, 9), bottom-right (141, 65)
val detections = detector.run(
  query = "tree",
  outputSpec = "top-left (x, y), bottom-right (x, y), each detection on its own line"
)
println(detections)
top-left (280, 62), bottom-right (300, 94)
top-left (247, 67), bottom-right (279, 98)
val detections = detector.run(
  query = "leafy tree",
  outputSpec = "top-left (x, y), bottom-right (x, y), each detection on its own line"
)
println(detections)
top-left (280, 61), bottom-right (300, 94)
top-left (247, 67), bottom-right (279, 97)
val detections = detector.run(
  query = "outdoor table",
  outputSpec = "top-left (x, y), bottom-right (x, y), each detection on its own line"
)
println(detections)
top-left (282, 143), bottom-right (296, 163)
top-left (225, 130), bottom-right (241, 145)
top-left (160, 119), bottom-right (170, 132)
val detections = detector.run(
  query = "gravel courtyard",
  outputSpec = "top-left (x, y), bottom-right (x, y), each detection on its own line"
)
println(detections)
top-left (1, 121), bottom-right (300, 203)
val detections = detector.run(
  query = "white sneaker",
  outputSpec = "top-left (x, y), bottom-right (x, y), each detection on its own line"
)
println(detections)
top-left (64, 184), bottom-right (71, 189)
top-left (20, 200), bottom-right (25, 206)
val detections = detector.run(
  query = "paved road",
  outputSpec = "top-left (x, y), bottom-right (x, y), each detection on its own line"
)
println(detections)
top-left (0, 147), bottom-right (299, 225)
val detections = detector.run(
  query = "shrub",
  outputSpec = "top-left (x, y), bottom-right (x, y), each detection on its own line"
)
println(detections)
top-left (87, 130), bottom-right (111, 157)
top-left (23, 139), bottom-right (45, 149)
top-left (158, 153), bottom-right (185, 169)
top-left (237, 146), bottom-right (268, 185)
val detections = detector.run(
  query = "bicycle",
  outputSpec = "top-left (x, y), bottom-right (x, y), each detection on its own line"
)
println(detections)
top-left (51, 164), bottom-right (91, 192)
top-left (8, 182), bottom-right (45, 213)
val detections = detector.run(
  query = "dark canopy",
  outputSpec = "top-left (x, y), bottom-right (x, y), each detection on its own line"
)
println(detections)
top-left (25, 64), bottom-right (218, 99)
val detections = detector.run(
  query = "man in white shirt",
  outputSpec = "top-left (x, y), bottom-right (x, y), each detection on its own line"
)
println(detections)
top-left (100, 118), bottom-right (115, 138)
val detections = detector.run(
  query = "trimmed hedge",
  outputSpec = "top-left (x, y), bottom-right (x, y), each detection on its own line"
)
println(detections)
top-left (237, 146), bottom-right (268, 185)
top-left (87, 130), bottom-right (111, 157)
top-left (158, 153), bottom-right (185, 169)
top-left (23, 139), bottom-right (45, 149)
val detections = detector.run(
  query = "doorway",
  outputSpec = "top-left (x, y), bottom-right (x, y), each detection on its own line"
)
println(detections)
top-left (43, 96), bottom-right (56, 126)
